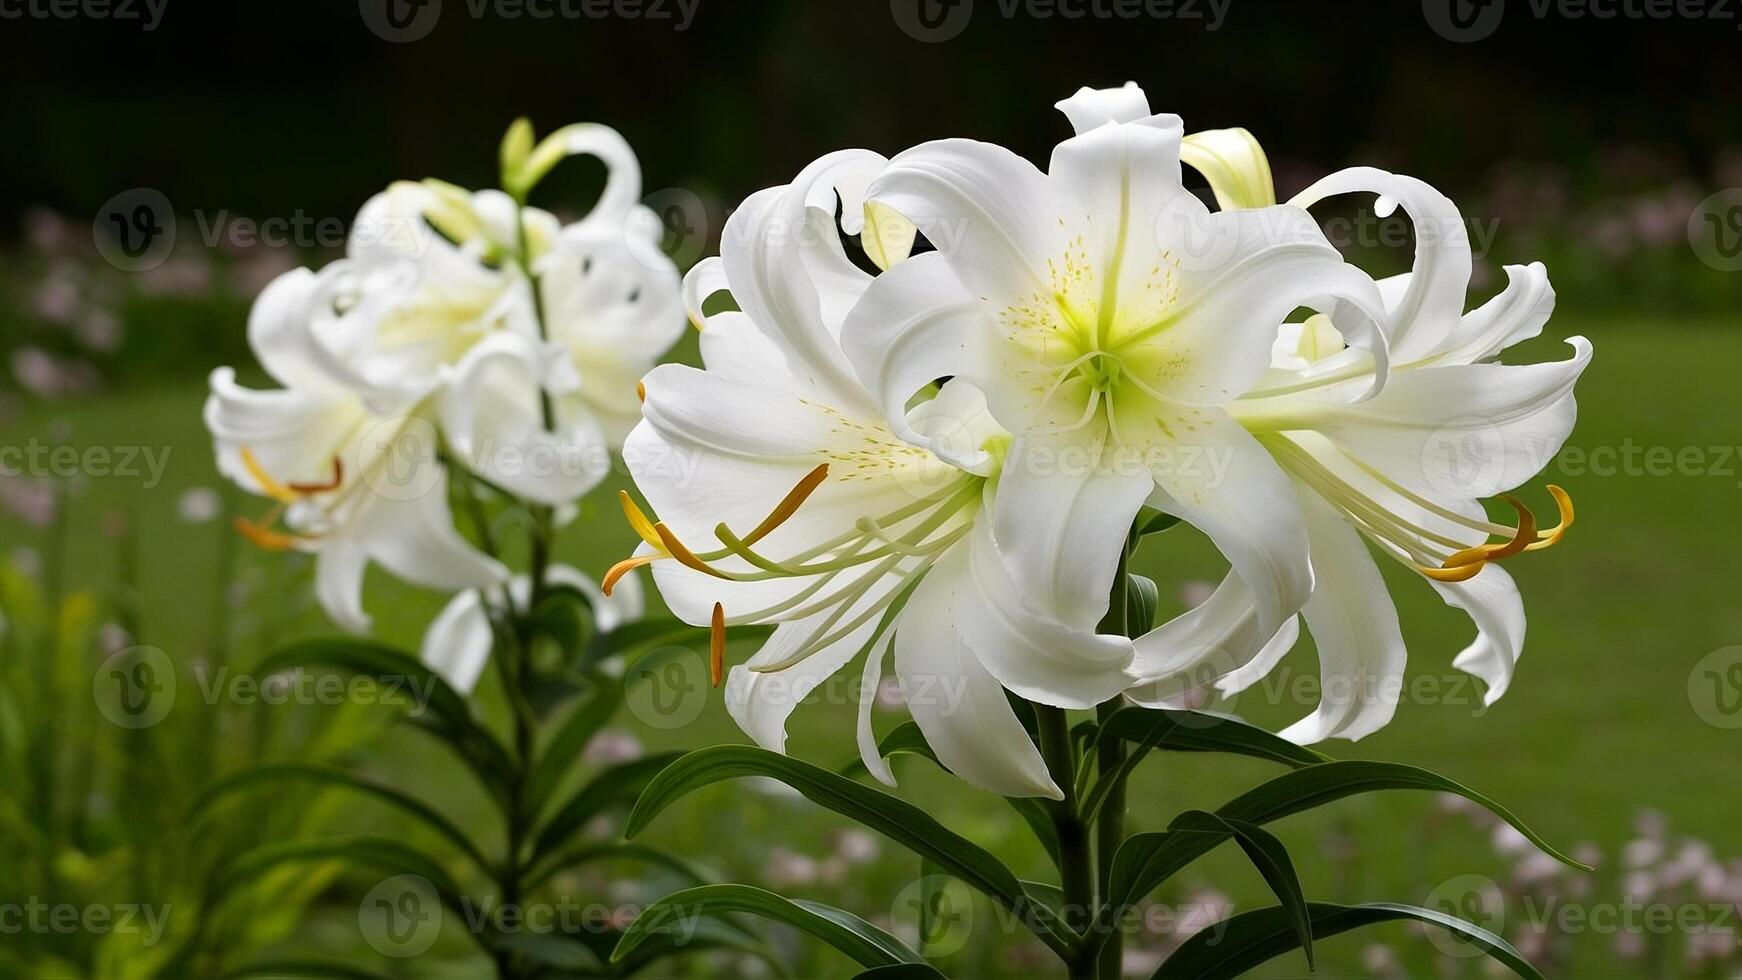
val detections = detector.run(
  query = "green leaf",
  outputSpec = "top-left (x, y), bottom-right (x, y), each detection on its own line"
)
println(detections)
top-left (612, 884), bottom-right (923, 969)
top-left (189, 760), bottom-right (490, 872)
top-left (220, 836), bottom-right (465, 915)
top-left (1126, 574), bottom-right (1159, 634)
top-left (611, 914), bottom-right (785, 976)
top-left (533, 752), bottom-right (682, 856)
top-left (525, 682), bottom-right (622, 819)
top-left (490, 931), bottom-right (604, 971)
top-left (253, 638), bottom-right (514, 795)
top-left (1152, 902), bottom-right (1544, 980)
top-left (526, 840), bottom-right (713, 892)
top-left (223, 961), bottom-right (401, 980)
top-left (1135, 508), bottom-right (1182, 537)
top-left (1108, 760), bottom-right (1587, 913)
top-left (854, 966), bottom-right (949, 979)
top-left (840, 722), bottom-right (1061, 872)
top-left (626, 746), bottom-right (1073, 957)
top-left (1098, 706), bottom-right (1331, 769)
top-left (1169, 811), bottom-right (1313, 968)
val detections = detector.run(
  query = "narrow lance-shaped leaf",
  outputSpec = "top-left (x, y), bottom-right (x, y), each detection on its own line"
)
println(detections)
top-left (611, 884), bottom-right (924, 969)
top-left (189, 760), bottom-right (491, 873)
top-left (1152, 902), bottom-right (1545, 980)
top-left (839, 721), bottom-right (1062, 871)
top-left (627, 746), bottom-right (1074, 958)
top-left (533, 752), bottom-right (682, 856)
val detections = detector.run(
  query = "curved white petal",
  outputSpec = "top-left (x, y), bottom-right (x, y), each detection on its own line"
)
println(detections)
top-left (719, 150), bottom-right (889, 414)
top-left (1139, 408), bottom-right (1315, 648)
top-left (204, 367), bottom-right (365, 495)
top-left (440, 331), bottom-right (610, 506)
top-left (1054, 82), bottom-right (1152, 133)
top-left (1431, 262), bottom-right (1556, 367)
top-left (841, 252), bottom-right (999, 465)
top-left (991, 431), bottom-right (1153, 629)
top-left (543, 123), bottom-right (645, 227)
top-left (359, 463), bottom-right (509, 594)
top-left (315, 541), bottom-right (372, 633)
top-left (1277, 490), bottom-right (1407, 744)
top-left (420, 589), bottom-right (496, 694)
top-left (726, 611), bottom-right (878, 755)
top-left (1301, 337), bottom-right (1592, 500)
top-left (894, 564), bottom-right (1062, 800)
top-left (957, 519), bottom-right (1135, 708)
top-left (856, 638), bottom-right (897, 787)
top-left (1431, 564), bottom-right (1526, 705)
top-left (1290, 168), bottom-right (1472, 365)
top-left (1127, 570), bottom-right (1300, 702)
top-left (1180, 128), bottom-right (1276, 211)
top-left (867, 138), bottom-right (1072, 315)
top-left (1127, 203), bottom-right (1391, 405)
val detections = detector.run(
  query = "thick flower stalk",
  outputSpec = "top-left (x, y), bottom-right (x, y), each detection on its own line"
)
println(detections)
top-left (614, 151), bottom-right (1135, 799)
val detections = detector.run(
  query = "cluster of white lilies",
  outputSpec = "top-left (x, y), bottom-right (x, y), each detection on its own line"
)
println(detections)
top-left (208, 83), bottom-right (1590, 801)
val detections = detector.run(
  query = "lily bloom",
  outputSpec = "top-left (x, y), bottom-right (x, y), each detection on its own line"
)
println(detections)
top-left (207, 124), bottom-right (682, 629)
top-left (615, 151), bottom-right (1132, 799)
top-left (842, 82), bottom-right (1390, 700)
top-left (1128, 140), bottom-right (1591, 741)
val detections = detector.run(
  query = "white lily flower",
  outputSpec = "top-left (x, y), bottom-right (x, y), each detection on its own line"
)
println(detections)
top-left (206, 123), bottom-right (683, 627)
top-left (842, 82), bottom-right (1392, 692)
top-left (420, 564), bottom-right (644, 693)
top-left (615, 151), bottom-right (1136, 800)
top-left (1128, 139), bottom-right (1592, 742)
top-left (204, 266), bottom-right (507, 632)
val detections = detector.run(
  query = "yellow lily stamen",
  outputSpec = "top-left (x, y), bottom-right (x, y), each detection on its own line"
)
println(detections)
top-left (287, 457), bottom-right (344, 494)
top-left (1443, 495), bottom-right (1538, 568)
top-left (1415, 487), bottom-right (1575, 583)
top-left (234, 512), bottom-right (304, 552)
top-left (602, 554), bottom-right (658, 597)
top-left (239, 447), bottom-right (298, 504)
top-left (1527, 485), bottom-right (1575, 552)
top-left (742, 463), bottom-right (830, 546)
top-left (654, 521), bottom-right (730, 579)
top-left (710, 602), bottom-right (726, 688)
top-left (620, 490), bottom-right (664, 550)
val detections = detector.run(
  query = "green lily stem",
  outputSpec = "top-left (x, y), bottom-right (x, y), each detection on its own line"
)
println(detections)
top-left (1094, 540), bottom-right (1132, 979)
top-left (1036, 704), bottom-right (1095, 979)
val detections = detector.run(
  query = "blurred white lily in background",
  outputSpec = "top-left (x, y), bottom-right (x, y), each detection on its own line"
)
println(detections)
top-left (844, 82), bottom-right (1390, 704)
top-left (421, 564), bottom-right (644, 693)
top-left (615, 151), bottom-right (1134, 800)
top-left (1127, 136), bottom-right (1591, 742)
top-left (205, 121), bottom-right (682, 632)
